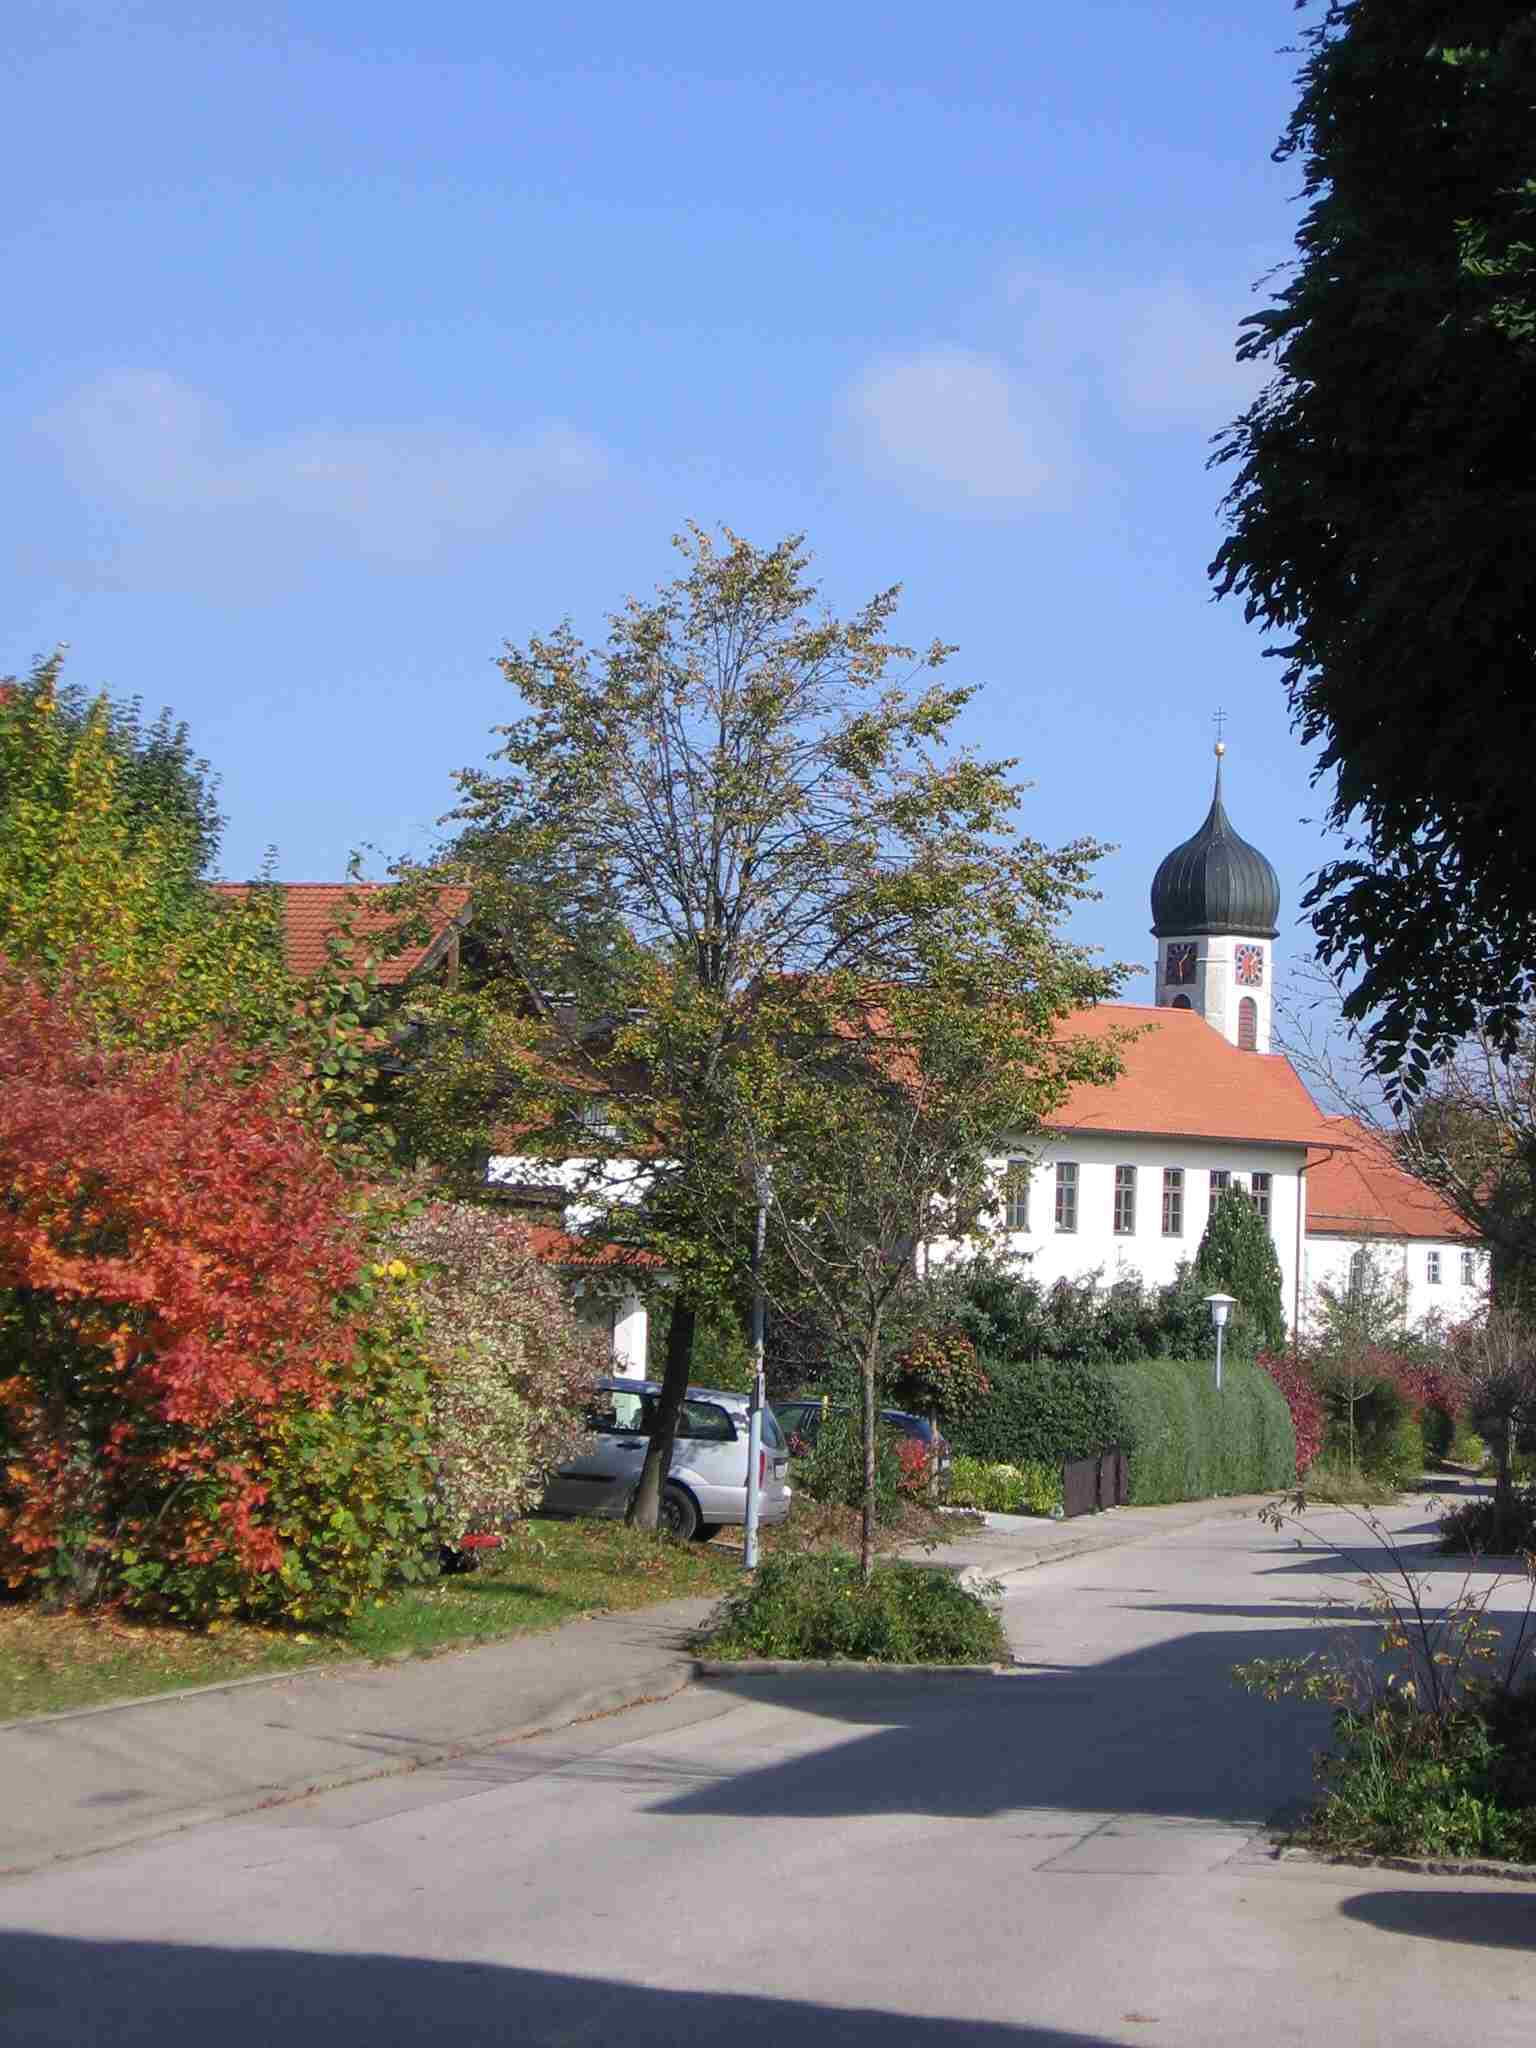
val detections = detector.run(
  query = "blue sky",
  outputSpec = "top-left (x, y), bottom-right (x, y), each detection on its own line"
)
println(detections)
top-left (3, 1), bottom-right (1329, 1002)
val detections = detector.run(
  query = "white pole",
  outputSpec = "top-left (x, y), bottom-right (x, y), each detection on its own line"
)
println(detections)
top-left (1215, 1320), bottom-right (1225, 1394)
top-left (743, 1185), bottom-right (768, 1571)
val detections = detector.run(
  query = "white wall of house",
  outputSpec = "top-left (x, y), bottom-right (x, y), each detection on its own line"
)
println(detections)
top-left (925, 1130), bottom-right (1309, 1333)
top-left (1302, 1235), bottom-right (1490, 1335)
top-left (571, 1283), bottom-right (651, 1376)
top-left (486, 1153), bottom-right (656, 1224)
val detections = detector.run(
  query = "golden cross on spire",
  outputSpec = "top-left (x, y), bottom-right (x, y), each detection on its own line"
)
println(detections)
top-left (1212, 707), bottom-right (1228, 757)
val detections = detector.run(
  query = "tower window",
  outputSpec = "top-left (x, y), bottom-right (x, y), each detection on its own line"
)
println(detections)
top-left (1171, 994), bottom-right (1192, 1011)
top-left (1113, 1165), bottom-right (1137, 1235)
top-left (1162, 1168), bottom-right (1184, 1237)
top-left (1055, 1162), bottom-right (1078, 1234)
top-left (1004, 1159), bottom-right (1030, 1231)
top-left (1237, 997), bottom-right (1258, 1050)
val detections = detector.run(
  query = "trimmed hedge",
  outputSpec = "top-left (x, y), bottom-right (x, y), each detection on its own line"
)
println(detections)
top-left (949, 1356), bottom-right (1131, 1467)
top-left (950, 1353), bottom-right (1295, 1505)
top-left (1103, 1356), bottom-right (1295, 1504)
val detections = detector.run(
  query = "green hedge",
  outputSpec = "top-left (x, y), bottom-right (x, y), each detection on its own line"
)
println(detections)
top-left (1103, 1356), bottom-right (1295, 1504)
top-left (950, 1353), bottom-right (1294, 1505)
top-left (949, 1356), bottom-right (1132, 1467)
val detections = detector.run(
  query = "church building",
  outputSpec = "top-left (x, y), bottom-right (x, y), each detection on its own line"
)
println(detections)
top-left (921, 742), bottom-right (1489, 1339)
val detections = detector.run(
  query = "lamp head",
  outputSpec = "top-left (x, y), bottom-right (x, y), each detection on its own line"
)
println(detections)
top-left (1204, 1292), bottom-right (1237, 1329)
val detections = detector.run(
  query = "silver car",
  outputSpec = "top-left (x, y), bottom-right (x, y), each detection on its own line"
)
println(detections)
top-left (541, 1378), bottom-right (793, 1541)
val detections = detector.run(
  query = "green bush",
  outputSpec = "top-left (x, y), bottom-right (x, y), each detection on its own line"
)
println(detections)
top-left (792, 1412), bottom-right (908, 1522)
top-left (698, 1549), bottom-right (1007, 1664)
top-left (948, 1456), bottom-right (1062, 1516)
top-left (949, 1355), bottom-right (1131, 1467)
top-left (1102, 1355), bottom-right (1296, 1504)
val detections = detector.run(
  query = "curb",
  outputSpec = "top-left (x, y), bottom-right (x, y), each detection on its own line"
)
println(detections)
top-left (1269, 1842), bottom-right (1536, 1885)
top-left (0, 1663), bottom-right (697, 1884)
top-left (692, 1659), bottom-right (1022, 1677)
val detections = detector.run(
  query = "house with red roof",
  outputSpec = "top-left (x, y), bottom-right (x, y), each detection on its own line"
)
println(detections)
top-left (1302, 1115), bottom-right (1487, 1328)
top-left (919, 747), bottom-right (1488, 1343)
top-left (210, 881), bottom-right (470, 985)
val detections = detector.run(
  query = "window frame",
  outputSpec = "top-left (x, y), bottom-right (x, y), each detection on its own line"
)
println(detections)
top-left (1004, 1157), bottom-right (1031, 1233)
top-left (1054, 1161), bottom-right (1079, 1234)
top-left (1209, 1169), bottom-right (1231, 1200)
top-left (1113, 1164), bottom-right (1137, 1236)
top-left (1161, 1167), bottom-right (1184, 1237)
top-left (1426, 1249), bottom-right (1442, 1287)
top-left (1461, 1248), bottom-right (1476, 1287)
top-left (1250, 1170), bottom-right (1272, 1226)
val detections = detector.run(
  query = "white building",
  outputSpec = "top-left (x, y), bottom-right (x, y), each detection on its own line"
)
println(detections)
top-left (1302, 1114), bottom-right (1489, 1332)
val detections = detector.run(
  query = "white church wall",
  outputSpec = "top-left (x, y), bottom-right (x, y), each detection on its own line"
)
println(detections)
top-left (925, 1130), bottom-right (1308, 1335)
top-left (1301, 1235), bottom-right (1490, 1337)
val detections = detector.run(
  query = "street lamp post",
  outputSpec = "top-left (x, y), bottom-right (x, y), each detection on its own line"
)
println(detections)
top-left (1204, 1293), bottom-right (1237, 1393)
top-left (743, 1166), bottom-right (772, 1572)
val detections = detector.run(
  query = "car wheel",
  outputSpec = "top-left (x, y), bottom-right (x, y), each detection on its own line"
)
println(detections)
top-left (691, 1521), bottom-right (719, 1544)
top-left (658, 1483), bottom-right (700, 1541)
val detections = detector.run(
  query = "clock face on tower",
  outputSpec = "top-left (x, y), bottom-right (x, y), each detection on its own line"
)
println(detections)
top-left (1165, 943), bottom-right (1197, 986)
top-left (1235, 944), bottom-right (1265, 988)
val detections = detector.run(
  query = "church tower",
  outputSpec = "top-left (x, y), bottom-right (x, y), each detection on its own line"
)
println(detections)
top-left (1150, 743), bottom-right (1280, 1052)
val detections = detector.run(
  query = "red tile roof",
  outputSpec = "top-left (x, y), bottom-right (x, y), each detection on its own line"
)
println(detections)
top-left (1305, 1116), bottom-right (1476, 1242)
top-left (523, 1224), bottom-right (663, 1270)
top-left (211, 882), bottom-right (469, 985)
top-left (1046, 1004), bottom-right (1334, 1148)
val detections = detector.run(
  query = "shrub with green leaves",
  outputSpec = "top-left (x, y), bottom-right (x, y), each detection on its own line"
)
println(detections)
top-left (948, 1456), bottom-right (1062, 1516)
top-left (886, 1326), bottom-right (991, 1428)
top-left (1194, 1187), bottom-right (1287, 1355)
top-left (699, 1549), bottom-right (1007, 1664)
top-left (793, 1412), bottom-right (908, 1522)
top-left (1101, 1355), bottom-right (1295, 1504)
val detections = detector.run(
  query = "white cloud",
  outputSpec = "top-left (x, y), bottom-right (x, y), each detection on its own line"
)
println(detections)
top-left (1007, 274), bottom-right (1265, 428)
top-left (35, 370), bottom-right (610, 575)
top-left (844, 349), bottom-right (1053, 506)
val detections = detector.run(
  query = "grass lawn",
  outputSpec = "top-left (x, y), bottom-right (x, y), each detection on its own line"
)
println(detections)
top-left (0, 1519), bottom-right (739, 1724)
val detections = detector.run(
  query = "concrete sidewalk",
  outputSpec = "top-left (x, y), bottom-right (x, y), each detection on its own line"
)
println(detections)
top-left (0, 1493), bottom-right (1275, 1878)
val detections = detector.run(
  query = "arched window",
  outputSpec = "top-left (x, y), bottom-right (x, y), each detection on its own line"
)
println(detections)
top-left (1171, 994), bottom-right (1192, 1011)
top-left (1237, 996), bottom-right (1258, 1050)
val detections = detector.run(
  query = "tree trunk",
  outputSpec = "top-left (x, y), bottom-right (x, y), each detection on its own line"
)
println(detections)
top-left (627, 1299), bottom-right (696, 1532)
top-left (860, 1332), bottom-right (880, 1584)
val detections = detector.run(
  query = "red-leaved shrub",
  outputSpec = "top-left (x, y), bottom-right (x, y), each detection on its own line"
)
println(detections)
top-left (1256, 1348), bottom-right (1326, 1478)
top-left (0, 968), bottom-right (434, 1617)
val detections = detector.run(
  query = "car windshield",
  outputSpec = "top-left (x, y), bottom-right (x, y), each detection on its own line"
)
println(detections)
top-left (587, 1391), bottom-right (737, 1442)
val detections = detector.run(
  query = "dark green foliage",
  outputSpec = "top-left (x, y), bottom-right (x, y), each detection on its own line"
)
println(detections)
top-left (1308, 1696), bottom-right (1536, 1865)
top-left (949, 1356), bottom-right (1131, 1468)
top-left (1103, 1356), bottom-right (1296, 1505)
top-left (1440, 1484), bottom-right (1536, 1558)
top-left (698, 1550), bottom-right (1007, 1665)
top-left (1209, 5), bottom-right (1536, 1082)
top-left (916, 1254), bottom-right (1216, 1369)
top-left (1194, 1189), bottom-right (1287, 1355)
top-left (792, 1412), bottom-right (908, 1522)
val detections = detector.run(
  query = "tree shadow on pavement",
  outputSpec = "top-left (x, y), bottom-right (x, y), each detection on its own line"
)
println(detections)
top-left (0, 1930), bottom-right (1129, 2048)
top-left (659, 1619), bottom-right (1339, 1827)
top-left (1339, 1891), bottom-right (1536, 1951)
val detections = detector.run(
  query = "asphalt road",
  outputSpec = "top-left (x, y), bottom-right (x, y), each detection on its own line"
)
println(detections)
top-left (3, 1502), bottom-right (1533, 2047)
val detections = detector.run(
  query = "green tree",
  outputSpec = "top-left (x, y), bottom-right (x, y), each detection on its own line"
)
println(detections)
top-left (423, 525), bottom-right (1121, 1529)
top-left (1210, 4), bottom-right (1536, 1090)
top-left (740, 971), bottom-right (1121, 1577)
top-left (1194, 1187), bottom-right (1287, 1357)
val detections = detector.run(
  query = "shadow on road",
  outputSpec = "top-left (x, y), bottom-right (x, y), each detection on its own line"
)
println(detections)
top-left (660, 1619), bottom-right (1339, 1826)
top-left (0, 1931), bottom-right (1128, 2048)
top-left (1339, 1890), bottom-right (1536, 1950)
